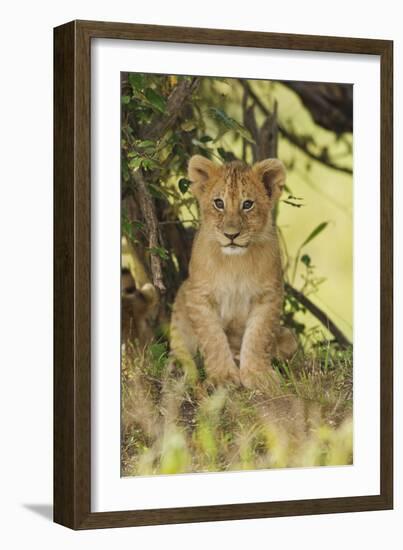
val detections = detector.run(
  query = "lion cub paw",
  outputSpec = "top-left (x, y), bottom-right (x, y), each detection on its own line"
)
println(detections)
top-left (240, 363), bottom-right (280, 391)
top-left (207, 363), bottom-right (241, 387)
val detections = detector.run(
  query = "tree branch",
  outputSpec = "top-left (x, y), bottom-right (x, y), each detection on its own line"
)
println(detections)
top-left (141, 77), bottom-right (201, 141)
top-left (132, 170), bottom-right (166, 294)
top-left (239, 80), bottom-right (353, 175)
top-left (285, 282), bottom-right (351, 348)
top-left (127, 77), bottom-right (201, 295)
top-left (281, 81), bottom-right (353, 134)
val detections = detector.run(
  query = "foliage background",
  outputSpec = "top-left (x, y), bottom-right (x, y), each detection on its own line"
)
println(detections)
top-left (121, 73), bottom-right (353, 476)
top-left (121, 74), bottom-right (353, 341)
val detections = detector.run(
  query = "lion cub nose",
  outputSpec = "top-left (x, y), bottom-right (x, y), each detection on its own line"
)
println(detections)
top-left (224, 231), bottom-right (240, 241)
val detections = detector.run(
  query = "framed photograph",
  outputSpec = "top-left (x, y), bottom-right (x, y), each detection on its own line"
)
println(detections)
top-left (54, 20), bottom-right (393, 529)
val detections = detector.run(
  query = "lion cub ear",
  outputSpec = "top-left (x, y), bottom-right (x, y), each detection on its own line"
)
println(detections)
top-left (188, 155), bottom-right (217, 197)
top-left (253, 158), bottom-right (286, 203)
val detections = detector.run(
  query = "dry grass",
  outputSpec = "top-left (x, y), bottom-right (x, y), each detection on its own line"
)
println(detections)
top-left (121, 341), bottom-right (353, 476)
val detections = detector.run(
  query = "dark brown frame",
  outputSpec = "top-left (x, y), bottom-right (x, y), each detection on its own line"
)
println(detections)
top-left (54, 19), bottom-right (393, 530)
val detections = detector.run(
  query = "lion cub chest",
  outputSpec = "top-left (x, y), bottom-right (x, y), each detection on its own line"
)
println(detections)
top-left (212, 278), bottom-right (258, 329)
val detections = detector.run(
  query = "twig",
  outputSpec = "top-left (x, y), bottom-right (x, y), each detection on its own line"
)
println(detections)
top-left (285, 282), bottom-right (351, 348)
top-left (241, 86), bottom-right (249, 162)
top-left (133, 170), bottom-right (166, 294)
top-left (158, 219), bottom-right (198, 225)
top-left (239, 80), bottom-right (353, 175)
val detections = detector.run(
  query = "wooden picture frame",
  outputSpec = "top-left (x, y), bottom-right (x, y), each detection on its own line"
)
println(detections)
top-left (54, 19), bottom-right (393, 529)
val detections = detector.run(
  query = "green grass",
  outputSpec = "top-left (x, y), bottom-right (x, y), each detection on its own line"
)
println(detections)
top-left (121, 341), bottom-right (353, 476)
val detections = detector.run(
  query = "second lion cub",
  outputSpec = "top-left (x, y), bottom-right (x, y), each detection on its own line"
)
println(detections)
top-left (170, 155), bottom-right (297, 389)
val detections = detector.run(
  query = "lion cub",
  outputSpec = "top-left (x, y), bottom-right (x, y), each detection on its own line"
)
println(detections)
top-left (170, 155), bottom-right (297, 389)
top-left (122, 267), bottom-right (158, 347)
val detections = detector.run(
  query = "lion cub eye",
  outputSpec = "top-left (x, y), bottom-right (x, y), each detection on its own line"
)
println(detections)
top-left (213, 198), bottom-right (225, 210)
top-left (242, 200), bottom-right (254, 211)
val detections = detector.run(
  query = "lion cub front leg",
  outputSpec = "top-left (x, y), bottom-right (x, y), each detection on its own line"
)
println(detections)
top-left (186, 290), bottom-right (240, 386)
top-left (240, 298), bottom-right (281, 390)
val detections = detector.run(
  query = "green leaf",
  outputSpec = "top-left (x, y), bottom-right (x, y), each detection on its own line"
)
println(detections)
top-left (209, 107), bottom-right (254, 143)
top-left (158, 142), bottom-right (174, 163)
top-left (122, 218), bottom-right (134, 240)
top-left (217, 147), bottom-right (234, 161)
top-left (136, 139), bottom-right (156, 149)
top-left (128, 73), bottom-right (145, 92)
top-left (178, 177), bottom-right (191, 194)
top-left (199, 135), bottom-right (213, 143)
top-left (128, 156), bottom-right (143, 171)
top-left (132, 220), bottom-right (145, 231)
top-left (141, 158), bottom-right (159, 171)
top-left (149, 246), bottom-right (169, 260)
top-left (144, 88), bottom-right (167, 113)
top-left (121, 95), bottom-right (131, 105)
top-left (301, 254), bottom-right (311, 267)
top-left (122, 218), bottom-right (145, 241)
top-left (301, 222), bottom-right (329, 248)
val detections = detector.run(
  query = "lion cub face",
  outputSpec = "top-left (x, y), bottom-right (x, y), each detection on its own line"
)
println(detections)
top-left (188, 155), bottom-right (286, 255)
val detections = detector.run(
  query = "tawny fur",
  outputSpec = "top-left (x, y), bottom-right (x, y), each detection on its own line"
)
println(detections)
top-left (122, 267), bottom-right (158, 347)
top-left (170, 155), bottom-right (297, 389)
